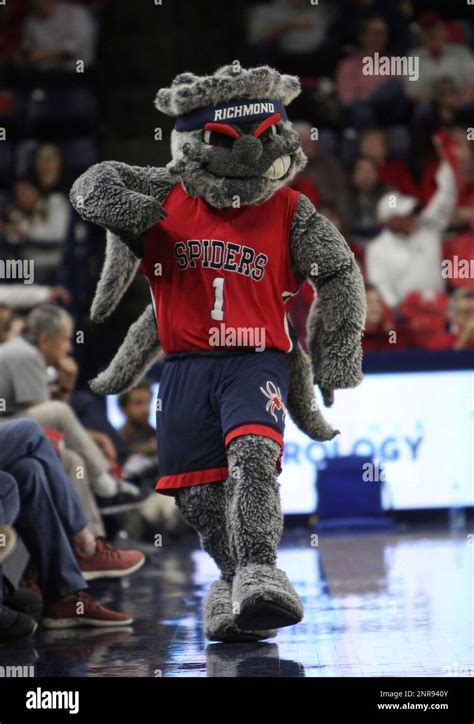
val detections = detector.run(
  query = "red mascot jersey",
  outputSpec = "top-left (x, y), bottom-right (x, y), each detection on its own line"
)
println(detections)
top-left (140, 184), bottom-right (302, 354)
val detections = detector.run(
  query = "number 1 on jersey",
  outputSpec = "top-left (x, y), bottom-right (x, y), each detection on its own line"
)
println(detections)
top-left (211, 278), bottom-right (225, 321)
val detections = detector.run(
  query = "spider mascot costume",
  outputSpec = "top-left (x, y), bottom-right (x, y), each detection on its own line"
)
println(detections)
top-left (71, 65), bottom-right (366, 642)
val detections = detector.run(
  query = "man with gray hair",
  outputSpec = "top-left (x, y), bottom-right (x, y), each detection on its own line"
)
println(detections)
top-left (0, 305), bottom-right (147, 526)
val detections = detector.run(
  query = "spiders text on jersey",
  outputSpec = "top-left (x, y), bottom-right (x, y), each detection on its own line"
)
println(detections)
top-left (173, 239), bottom-right (269, 281)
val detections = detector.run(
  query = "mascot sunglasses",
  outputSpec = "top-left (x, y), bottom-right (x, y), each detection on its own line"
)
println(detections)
top-left (203, 112), bottom-right (281, 144)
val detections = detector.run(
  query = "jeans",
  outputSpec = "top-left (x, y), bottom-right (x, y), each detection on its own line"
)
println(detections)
top-left (0, 471), bottom-right (20, 525)
top-left (22, 400), bottom-right (107, 537)
top-left (0, 418), bottom-right (88, 603)
top-left (0, 471), bottom-right (20, 609)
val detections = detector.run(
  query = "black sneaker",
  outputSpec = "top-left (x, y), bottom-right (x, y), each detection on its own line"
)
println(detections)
top-left (96, 481), bottom-right (151, 516)
top-left (4, 586), bottom-right (43, 621)
top-left (0, 606), bottom-right (37, 642)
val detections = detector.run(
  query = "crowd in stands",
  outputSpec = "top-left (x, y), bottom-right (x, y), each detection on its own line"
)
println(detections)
top-left (0, 1), bottom-right (172, 643)
top-left (249, 1), bottom-right (474, 352)
top-left (0, 0), bottom-right (473, 642)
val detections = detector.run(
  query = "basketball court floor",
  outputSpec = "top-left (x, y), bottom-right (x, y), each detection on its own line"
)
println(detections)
top-left (4, 528), bottom-right (473, 678)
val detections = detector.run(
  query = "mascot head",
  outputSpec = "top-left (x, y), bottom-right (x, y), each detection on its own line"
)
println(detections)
top-left (155, 64), bottom-right (307, 208)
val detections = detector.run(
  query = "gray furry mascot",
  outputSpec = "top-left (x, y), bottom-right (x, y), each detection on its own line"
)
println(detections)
top-left (70, 65), bottom-right (366, 643)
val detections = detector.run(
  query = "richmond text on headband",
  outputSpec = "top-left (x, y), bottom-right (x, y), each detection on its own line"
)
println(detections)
top-left (174, 98), bottom-right (288, 132)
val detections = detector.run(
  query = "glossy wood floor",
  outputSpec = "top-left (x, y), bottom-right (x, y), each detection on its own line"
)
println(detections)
top-left (2, 528), bottom-right (473, 677)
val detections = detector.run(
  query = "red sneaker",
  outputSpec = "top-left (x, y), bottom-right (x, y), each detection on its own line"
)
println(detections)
top-left (77, 538), bottom-right (145, 581)
top-left (42, 591), bottom-right (133, 629)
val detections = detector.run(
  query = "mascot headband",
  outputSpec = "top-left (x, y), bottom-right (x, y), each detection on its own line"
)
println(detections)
top-left (174, 98), bottom-right (288, 132)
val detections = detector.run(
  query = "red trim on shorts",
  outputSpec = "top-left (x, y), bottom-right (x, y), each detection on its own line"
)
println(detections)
top-left (225, 424), bottom-right (284, 473)
top-left (224, 424), bottom-right (283, 450)
top-left (155, 466), bottom-right (228, 494)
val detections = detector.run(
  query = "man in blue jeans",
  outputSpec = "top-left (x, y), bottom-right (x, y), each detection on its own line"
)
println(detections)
top-left (0, 470), bottom-right (38, 641)
top-left (0, 419), bottom-right (143, 638)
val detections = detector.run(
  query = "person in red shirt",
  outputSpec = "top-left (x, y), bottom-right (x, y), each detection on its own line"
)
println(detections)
top-left (363, 283), bottom-right (407, 352)
top-left (358, 128), bottom-right (419, 199)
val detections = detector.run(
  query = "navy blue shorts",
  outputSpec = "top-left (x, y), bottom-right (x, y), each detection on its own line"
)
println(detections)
top-left (155, 350), bottom-right (290, 493)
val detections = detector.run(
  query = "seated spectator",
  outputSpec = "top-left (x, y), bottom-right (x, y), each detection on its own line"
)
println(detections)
top-left (334, 0), bottom-right (415, 56)
top-left (359, 127), bottom-right (419, 198)
top-left (292, 122), bottom-right (349, 218)
top-left (0, 419), bottom-right (144, 634)
top-left (425, 288), bottom-right (474, 350)
top-left (16, 0), bottom-right (96, 74)
top-left (70, 389), bottom-right (130, 466)
top-left (117, 383), bottom-right (187, 540)
top-left (0, 304), bottom-right (14, 343)
top-left (347, 156), bottom-right (387, 243)
top-left (33, 143), bottom-right (71, 194)
top-left (406, 12), bottom-right (474, 115)
top-left (414, 77), bottom-right (466, 169)
top-left (363, 283), bottom-right (407, 352)
top-left (336, 16), bottom-right (407, 129)
top-left (398, 290), bottom-right (449, 350)
top-left (247, 0), bottom-right (339, 77)
top-left (0, 305), bottom-right (23, 345)
top-left (118, 382), bottom-right (156, 459)
top-left (0, 305), bottom-right (148, 522)
top-left (4, 176), bottom-right (70, 285)
top-left (367, 137), bottom-right (457, 307)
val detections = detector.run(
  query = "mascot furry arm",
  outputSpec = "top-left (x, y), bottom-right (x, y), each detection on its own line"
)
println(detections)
top-left (290, 194), bottom-right (366, 407)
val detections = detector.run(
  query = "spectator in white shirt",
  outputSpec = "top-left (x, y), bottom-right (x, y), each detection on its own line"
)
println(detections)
top-left (4, 178), bottom-right (70, 285)
top-left (19, 0), bottom-right (96, 73)
top-left (366, 157), bottom-right (457, 308)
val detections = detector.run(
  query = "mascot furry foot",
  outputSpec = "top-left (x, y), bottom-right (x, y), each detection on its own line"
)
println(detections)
top-left (204, 580), bottom-right (277, 643)
top-left (232, 565), bottom-right (303, 631)
top-left (70, 64), bottom-right (365, 644)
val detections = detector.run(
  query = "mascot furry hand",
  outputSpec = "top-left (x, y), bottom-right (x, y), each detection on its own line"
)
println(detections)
top-left (71, 65), bottom-right (366, 642)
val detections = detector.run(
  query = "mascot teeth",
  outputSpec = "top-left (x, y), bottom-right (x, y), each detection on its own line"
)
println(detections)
top-left (262, 155), bottom-right (291, 180)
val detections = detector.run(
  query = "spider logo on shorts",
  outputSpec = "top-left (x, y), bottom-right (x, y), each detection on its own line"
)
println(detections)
top-left (260, 380), bottom-right (286, 422)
